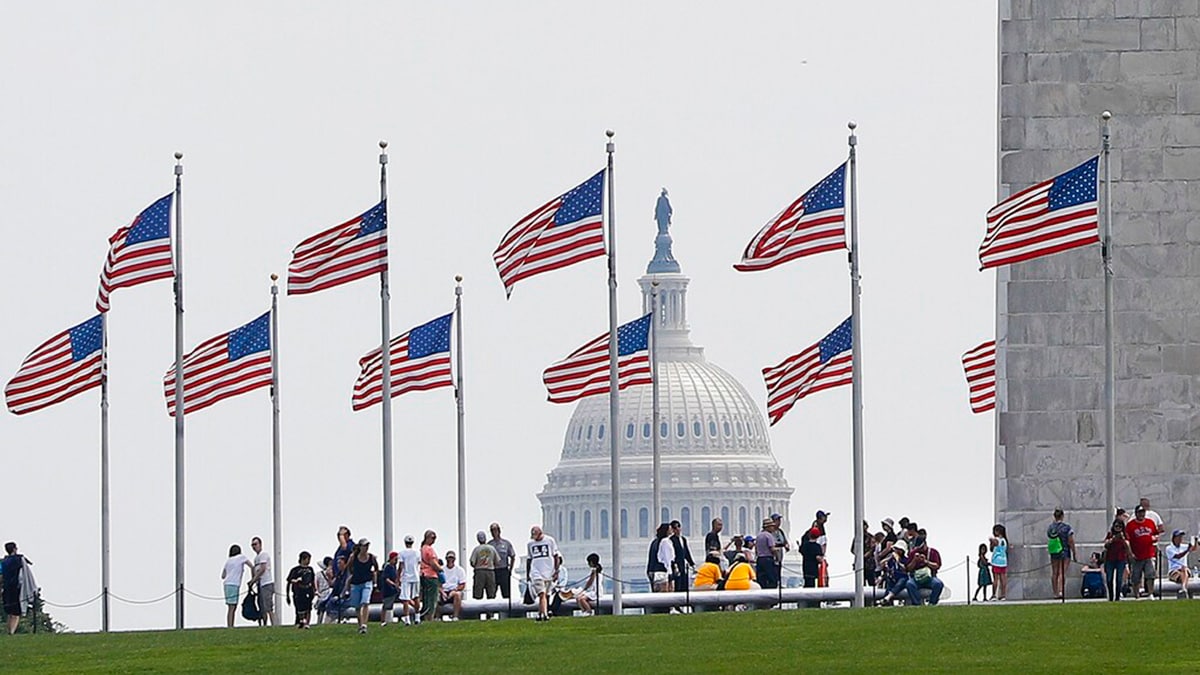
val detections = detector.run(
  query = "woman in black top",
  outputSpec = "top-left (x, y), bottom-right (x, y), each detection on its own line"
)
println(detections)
top-left (347, 539), bottom-right (379, 634)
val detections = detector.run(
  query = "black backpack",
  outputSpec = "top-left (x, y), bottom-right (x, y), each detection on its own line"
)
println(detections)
top-left (241, 585), bottom-right (262, 622)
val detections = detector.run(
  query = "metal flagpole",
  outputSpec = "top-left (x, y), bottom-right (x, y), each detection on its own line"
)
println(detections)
top-left (1101, 111), bottom-right (1116, 519)
top-left (172, 151), bottom-right (186, 630)
top-left (605, 129), bottom-right (623, 615)
top-left (455, 275), bottom-right (467, 562)
top-left (651, 281), bottom-right (661, 526)
top-left (847, 122), bottom-right (866, 609)
top-left (100, 313), bottom-right (111, 632)
top-left (379, 140), bottom-right (395, 556)
top-left (269, 274), bottom-right (283, 626)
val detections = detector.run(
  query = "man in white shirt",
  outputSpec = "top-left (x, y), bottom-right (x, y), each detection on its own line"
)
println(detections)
top-left (1139, 497), bottom-right (1164, 534)
top-left (249, 537), bottom-right (275, 626)
top-left (1165, 529), bottom-right (1193, 598)
top-left (525, 525), bottom-right (561, 622)
top-left (397, 535), bottom-right (421, 625)
top-left (439, 551), bottom-right (468, 621)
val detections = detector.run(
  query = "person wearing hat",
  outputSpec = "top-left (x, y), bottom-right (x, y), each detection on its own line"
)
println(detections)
top-left (347, 538), bottom-right (380, 634)
top-left (1164, 529), bottom-right (1193, 598)
top-left (1125, 506), bottom-right (1158, 598)
top-left (440, 550), bottom-right (468, 620)
top-left (396, 535), bottom-right (421, 625)
top-left (469, 531), bottom-right (499, 602)
top-left (378, 550), bottom-right (400, 627)
top-left (878, 539), bottom-right (911, 606)
top-left (772, 513), bottom-right (792, 554)
top-left (755, 518), bottom-right (782, 589)
top-left (881, 518), bottom-right (896, 541)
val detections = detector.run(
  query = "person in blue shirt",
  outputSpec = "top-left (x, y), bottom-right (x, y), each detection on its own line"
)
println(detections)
top-left (3, 542), bottom-right (32, 635)
top-left (878, 540), bottom-right (910, 606)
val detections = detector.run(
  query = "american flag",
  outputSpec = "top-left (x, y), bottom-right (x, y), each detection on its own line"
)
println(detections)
top-left (543, 314), bottom-right (652, 404)
top-left (979, 156), bottom-right (1099, 270)
top-left (352, 312), bottom-right (453, 411)
top-left (494, 170), bottom-right (606, 297)
top-left (288, 200), bottom-right (388, 295)
top-left (5, 315), bottom-right (104, 415)
top-left (163, 312), bottom-right (272, 416)
top-left (762, 317), bottom-right (853, 426)
top-left (96, 194), bottom-right (175, 312)
top-left (962, 340), bottom-right (996, 413)
top-left (735, 163), bottom-right (846, 272)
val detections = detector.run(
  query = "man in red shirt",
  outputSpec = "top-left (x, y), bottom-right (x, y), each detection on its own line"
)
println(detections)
top-left (1125, 506), bottom-right (1159, 598)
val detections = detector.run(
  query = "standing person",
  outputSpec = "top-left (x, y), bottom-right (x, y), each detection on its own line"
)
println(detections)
top-left (1047, 509), bottom-right (1076, 599)
top-left (469, 531), bottom-right (498, 601)
top-left (334, 526), bottom-right (354, 567)
top-left (525, 525), bottom-right (561, 622)
top-left (647, 524), bottom-right (672, 592)
top-left (248, 537), bottom-right (276, 626)
top-left (755, 519), bottom-right (781, 590)
top-left (220, 544), bottom-right (252, 628)
top-left (488, 523), bottom-right (516, 602)
top-left (397, 535), bottom-right (421, 625)
top-left (669, 520), bottom-right (694, 593)
top-left (418, 530), bottom-right (443, 624)
top-left (800, 528), bottom-right (824, 589)
top-left (973, 544), bottom-right (993, 601)
top-left (705, 518), bottom-right (724, 554)
top-left (809, 511), bottom-right (826, 553)
top-left (1103, 519), bottom-right (1133, 601)
top-left (1138, 497), bottom-right (1164, 534)
top-left (286, 551), bottom-right (316, 629)
top-left (989, 524), bottom-right (1009, 601)
top-left (440, 551), bottom-right (468, 621)
top-left (346, 538), bottom-right (379, 634)
top-left (724, 535), bottom-right (746, 567)
top-left (1164, 529), bottom-right (1193, 598)
top-left (379, 551), bottom-right (399, 627)
top-left (854, 521), bottom-right (878, 586)
top-left (1126, 506), bottom-right (1159, 598)
top-left (2, 543), bottom-right (34, 635)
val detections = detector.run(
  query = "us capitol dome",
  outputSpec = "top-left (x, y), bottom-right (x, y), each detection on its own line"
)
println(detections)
top-left (538, 190), bottom-right (794, 588)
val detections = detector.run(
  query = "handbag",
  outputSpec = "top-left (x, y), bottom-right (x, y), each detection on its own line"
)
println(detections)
top-left (913, 566), bottom-right (932, 584)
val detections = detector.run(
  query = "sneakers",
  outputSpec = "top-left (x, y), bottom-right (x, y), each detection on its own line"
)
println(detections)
top-left (358, 625), bottom-right (368, 635)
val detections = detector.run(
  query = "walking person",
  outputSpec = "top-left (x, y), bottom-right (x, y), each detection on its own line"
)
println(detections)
top-left (669, 520), bottom-right (694, 593)
top-left (647, 523), bottom-right (672, 592)
top-left (1126, 505), bottom-right (1159, 598)
top-left (1103, 519), bottom-right (1134, 601)
top-left (525, 525), bottom-right (561, 622)
top-left (346, 538), bottom-right (379, 634)
top-left (1047, 509), bottom-right (1076, 599)
top-left (220, 544), bottom-right (253, 628)
top-left (285, 551), bottom-right (316, 628)
top-left (973, 544), bottom-right (993, 601)
top-left (379, 551), bottom-right (399, 626)
top-left (488, 523), bottom-right (516, 601)
top-left (398, 535), bottom-right (421, 625)
top-left (469, 531), bottom-right (498, 601)
top-left (248, 536), bottom-right (276, 626)
top-left (418, 530), bottom-right (443, 623)
top-left (989, 524), bottom-right (1009, 600)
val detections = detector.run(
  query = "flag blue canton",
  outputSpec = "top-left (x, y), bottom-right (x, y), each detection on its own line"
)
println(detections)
top-left (69, 316), bottom-right (105, 361)
top-left (818, 317), bottom-right (853, 363)
top-left (617, 314), bottom-right (652, 355)
top-left (356, 200), bottom-right (388, 237)
top-left (228, 312), bottom-right (271, 361)
top-left (803, 164), bottom-right (846, 214)
top-left (408, 313), bottom-right (453, 359)
top-left (1048, 156), bottom-right (1098, 211)
top-left (126, 194), bottom-right (173, 245)
top-left (553, 170), bottom-right (604, 227)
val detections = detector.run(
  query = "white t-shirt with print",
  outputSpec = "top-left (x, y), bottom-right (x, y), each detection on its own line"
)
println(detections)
top-left (527, 535), bottom-right (559, 581)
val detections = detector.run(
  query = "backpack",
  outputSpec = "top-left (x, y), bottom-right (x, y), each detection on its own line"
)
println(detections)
top-left (1047, 524), bottom-right (1064, 555)
top-left (241, 585), bottom-right (261, 622)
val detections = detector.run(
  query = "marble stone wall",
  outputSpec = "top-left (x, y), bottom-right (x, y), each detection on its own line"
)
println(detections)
top-left (998, 0), bottom-right (1200, 598)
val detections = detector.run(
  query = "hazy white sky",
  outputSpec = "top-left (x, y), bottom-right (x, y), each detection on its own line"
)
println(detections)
top-left (0, 2), bottom-right (997, 630)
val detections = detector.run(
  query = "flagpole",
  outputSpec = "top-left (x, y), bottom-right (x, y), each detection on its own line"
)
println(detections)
top-left (100, 313), bottom-right (111, 633)
top-left (379, 140), bottom-right (395, 556)
top-left (269, 274), bottom-right (283, 626)
top-left (1101, 111), bottom-right (1115, 519)
top-left (172, 151), bottom-right (186, 630)
top-left (847, 122), bottom-right (865, 609)
top-left (605, 129), bottom-right (623, 615)
top-left (455, 275), bottom-right (467, 563)
top-left (650, 281), bottom-right (661, 526)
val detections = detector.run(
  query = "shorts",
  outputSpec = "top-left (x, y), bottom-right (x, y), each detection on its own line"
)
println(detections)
top-left (5, 583), bottom-right (23, 616)
top-left (1049, 551), bottom-right (1070, 561)
top-left (1129, 558), bottom-right (1155, 586)
top-left (651, 571), bottom-right (669, 585)
top-left (473, 569), bottom-right (497, 600)
top-left (1169, 568), bottom-right (1186, 583)
top-left (399, 580), bottom-right (419, 601)
top-left (258, 583), bottom-right (275, 613)
top-left (349, 582), bottom-right (374, 608)
top-left (991, 565), bottom-right (1007, 575)
top-left (530, 577), bottom-right (552, 596)
top-left (224, 584), bottom-right (240, 606)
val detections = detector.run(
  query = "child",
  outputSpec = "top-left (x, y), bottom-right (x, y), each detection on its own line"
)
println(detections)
top-left (989, 524), bottom-right (1009, 600)
top-left (286, 551), bottom-right (316, 628)
top-left (973, 543), bottom-right (993, 601)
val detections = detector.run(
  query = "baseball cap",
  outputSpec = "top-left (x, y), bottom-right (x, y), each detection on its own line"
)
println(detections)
top-left (358, 538), bottom-right (370, 546)
top-left (770, 513), bottom-right (783, 520)
top-left (1135, 505), bottom-right (1147, 513)
top-left (1173, 529), bottom-right (1186, 538)
top-left (446, 550), bottom-right (456, 558)
top-left (808, 527), bottom-right (821, 538)
top-left (404, 534), bottom-right (415, 543)
top-left (388, 551), bottom-right (398, 560)
top-left (816, 510), bottom-right (830, 519)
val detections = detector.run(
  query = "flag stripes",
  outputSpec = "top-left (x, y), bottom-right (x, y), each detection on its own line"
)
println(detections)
top-left (288, 201), bottom-right (388, 295)
top-left (96, 194), bottom-right (175, 312)
top-left (762, 318), bottom-right (853, 426)
top-left (962, 340), bottom-right (996, 413)
top-left (163, 312), bottom-right (272, 416)
top-left (5, 316), bottom-right (104, 415)
top-left (543, 314), bottom-right (652, 404)
top-left (352, 313), bottom-right (454, 411)
top-left (735, 163), bottom-right (847, 272)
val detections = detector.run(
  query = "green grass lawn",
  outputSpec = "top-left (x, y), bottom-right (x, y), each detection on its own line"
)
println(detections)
top-left (3, 602), bottom-right (1197, 673)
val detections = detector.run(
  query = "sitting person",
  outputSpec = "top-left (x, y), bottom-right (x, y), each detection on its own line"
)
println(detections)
top-left (693, 552), bottom-right (724, 590)
top-left (563, 553), bottom-right (602, 616)
top-left (722, 553), bottom-right (759, 591)
top-left (878, 540), bottom-right (911, 605)
top-left (1080, 552), bottom-right (1106, 599)
top-left (904, 541), bottom-right (944, 606)
top-left (439, 551), bottom-right (467, 621)
top-left (1165, 529), bottom-right (1194, 598)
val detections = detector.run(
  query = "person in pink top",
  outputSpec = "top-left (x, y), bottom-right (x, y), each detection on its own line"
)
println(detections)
top-left (418, 530), bottom-right (443, 622)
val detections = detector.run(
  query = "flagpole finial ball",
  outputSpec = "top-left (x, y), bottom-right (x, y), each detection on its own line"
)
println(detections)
top-left (1101, 111), bottom-right (1112, 120)
top-left (606, 129), bottom-right (614, 138)
top-left (174, 152), bottom-right (183, 160)
top-left (270, 273), bottom-right (278, 282)
top-left (848, 121), bottom-right (857, 131)
top-left (379, 140), bottom-right (388, 149)
top-left (455, 274), bottom-right (463, 283)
